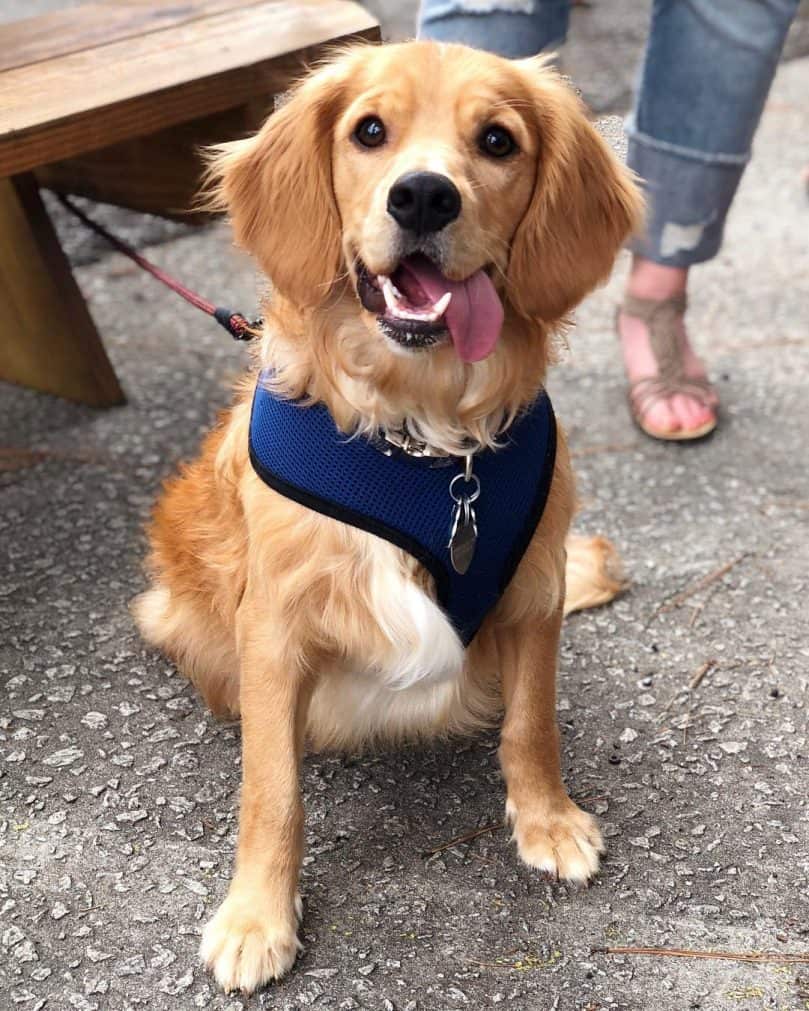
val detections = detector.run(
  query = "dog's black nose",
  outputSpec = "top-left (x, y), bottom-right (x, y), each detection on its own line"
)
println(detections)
top-left (387, 172), bottom-right (461, 235)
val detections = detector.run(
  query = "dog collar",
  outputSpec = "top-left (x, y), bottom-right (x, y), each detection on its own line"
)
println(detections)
top-left (372, 425), bottom-right (476, 463)
top-left (248, 372), bottom-right (556, 646)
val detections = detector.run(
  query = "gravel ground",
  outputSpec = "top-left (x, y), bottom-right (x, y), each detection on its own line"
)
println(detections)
top-left (1, 4), bottom-right (809, 1010)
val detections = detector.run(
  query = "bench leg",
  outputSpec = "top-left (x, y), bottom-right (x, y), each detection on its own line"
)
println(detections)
top-left (0, 174), bottom-right (125, 406)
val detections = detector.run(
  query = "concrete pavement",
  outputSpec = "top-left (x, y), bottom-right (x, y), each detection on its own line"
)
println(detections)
top-left (1, 3), bottom-right (808, 1009)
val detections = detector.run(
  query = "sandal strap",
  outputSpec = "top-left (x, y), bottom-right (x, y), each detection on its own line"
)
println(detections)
top-left (629, 374), bottom-right (715, 419)
top-left (619, 293), bottom-right (718, 425)
top-left (620, 293), bottom-right (689, 382)
top-left (620, 292), bottom-right (687, 322)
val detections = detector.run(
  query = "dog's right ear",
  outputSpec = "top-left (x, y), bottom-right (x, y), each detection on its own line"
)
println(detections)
top-left (203, 58), bottom-right (350, 308)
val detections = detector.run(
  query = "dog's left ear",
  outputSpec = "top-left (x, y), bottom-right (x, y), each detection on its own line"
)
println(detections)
top-left (203, 58), bottom-right (350, 308)
top-left (507, 62), bottom-right (644, 323)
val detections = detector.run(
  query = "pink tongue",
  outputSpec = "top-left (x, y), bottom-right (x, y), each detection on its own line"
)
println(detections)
top-left (397, 255), bottom-right (504, 363)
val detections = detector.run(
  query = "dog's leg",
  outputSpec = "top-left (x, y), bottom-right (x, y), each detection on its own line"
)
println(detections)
top-left (200, 626), bottom-right (313, 993)
top-left (498, 603), bottom-right (604, 883)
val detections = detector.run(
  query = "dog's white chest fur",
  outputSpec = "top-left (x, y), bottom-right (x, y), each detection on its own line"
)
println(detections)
top-left (305, 539), bottom-right (470, 748)
top-left (367, 542), bottom-right (465, 689)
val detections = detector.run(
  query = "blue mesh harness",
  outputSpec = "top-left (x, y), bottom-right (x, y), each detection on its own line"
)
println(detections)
top-left (248, 373), bottom-right (557, 646)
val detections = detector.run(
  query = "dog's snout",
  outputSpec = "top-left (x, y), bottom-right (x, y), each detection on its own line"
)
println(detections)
top-left (387, 172), bottom-right (461, 235)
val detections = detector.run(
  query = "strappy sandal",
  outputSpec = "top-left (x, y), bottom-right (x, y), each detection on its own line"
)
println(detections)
top-left (618, 293), bottom-right (718, 442)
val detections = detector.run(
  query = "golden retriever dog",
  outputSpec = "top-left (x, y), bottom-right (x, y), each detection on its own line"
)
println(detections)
top-left (133, 41), bottom-right (642, 994)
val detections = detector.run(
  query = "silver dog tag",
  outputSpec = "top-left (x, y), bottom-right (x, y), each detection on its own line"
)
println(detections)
top-left (448, 496), bottom-right (478, 575)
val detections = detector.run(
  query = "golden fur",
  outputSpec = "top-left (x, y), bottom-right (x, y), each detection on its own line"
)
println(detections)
top-left (133, 41), bottom-right (642, 994)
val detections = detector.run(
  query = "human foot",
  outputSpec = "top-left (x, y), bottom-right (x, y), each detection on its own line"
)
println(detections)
top-left (618, 293), bottom-right (718, 440)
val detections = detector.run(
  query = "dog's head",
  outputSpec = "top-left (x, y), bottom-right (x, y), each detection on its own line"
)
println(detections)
top-left (207, 42), bottom-right (641, 427)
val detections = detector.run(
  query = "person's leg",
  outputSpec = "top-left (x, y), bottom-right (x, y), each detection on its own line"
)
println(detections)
top-left (620, 0), bottom-right (800, 438)
top-left (418, 0), bottom-right (570, 58)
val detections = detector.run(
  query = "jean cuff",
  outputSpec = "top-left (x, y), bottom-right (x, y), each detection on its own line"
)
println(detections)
top-left (419, 2), bottom-right (568, 58)
top-left (626, 135), bottom-right (747, 267)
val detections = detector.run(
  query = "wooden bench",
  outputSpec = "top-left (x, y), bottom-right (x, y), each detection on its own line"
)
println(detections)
top-left (0, 0), bottom-right (379, 405)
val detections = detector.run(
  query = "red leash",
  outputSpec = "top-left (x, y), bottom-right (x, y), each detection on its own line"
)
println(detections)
top-left (57, 195), bottom-right (260, 341)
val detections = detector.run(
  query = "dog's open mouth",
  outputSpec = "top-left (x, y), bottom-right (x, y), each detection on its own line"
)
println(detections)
top-left (356, 254), bottom-right (504, 363)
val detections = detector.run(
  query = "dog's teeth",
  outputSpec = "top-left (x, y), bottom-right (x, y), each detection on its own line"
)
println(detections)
top-left (379, 274), bottom-right (404, 299)
top-left (381, 277), bottom-right (451, 324)
top-left (381, 277), bottom-right (400, 313)
top-left (418, 292), bottom-right (452, 322)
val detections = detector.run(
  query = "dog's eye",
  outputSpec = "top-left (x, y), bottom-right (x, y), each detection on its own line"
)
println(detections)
top-left (479, 125), bottom-right (517, 158)
top-left (354, 116), bottom-right (386, 149)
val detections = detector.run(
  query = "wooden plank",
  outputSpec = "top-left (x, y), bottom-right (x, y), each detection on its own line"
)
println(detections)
top-left (36, 103), bottom-right (268, 220)
top-left (0, 174), bottom-right (125, 406)
top-left (0, 0), bottom-right (265, 74)
top-left (0, 1), bottom-right (379, 177)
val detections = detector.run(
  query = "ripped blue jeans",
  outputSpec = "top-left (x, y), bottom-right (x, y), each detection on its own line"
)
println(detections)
top-left (419, 0), bottom-right (800, 266)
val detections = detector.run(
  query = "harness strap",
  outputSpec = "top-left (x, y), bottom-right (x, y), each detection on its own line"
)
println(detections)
top-left (249, 375), bottom-right (557, 645)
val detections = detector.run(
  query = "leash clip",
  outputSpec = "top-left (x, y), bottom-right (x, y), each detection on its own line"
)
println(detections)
top-left (213, 307), bottom-right (262, 341)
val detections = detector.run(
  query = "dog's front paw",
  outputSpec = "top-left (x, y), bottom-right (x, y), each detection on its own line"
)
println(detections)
top-left (200, 889), bottom-right (302, 994)
top-left (506, 796), bottom-right (604, 884)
